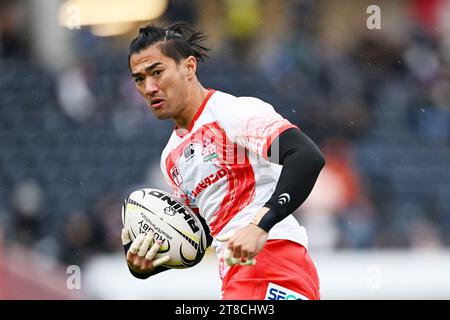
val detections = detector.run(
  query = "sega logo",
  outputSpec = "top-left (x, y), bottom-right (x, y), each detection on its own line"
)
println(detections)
top-left (265, 282), bottom-right (309, 300)
top-left (267, 288), bottom-right (301, 300)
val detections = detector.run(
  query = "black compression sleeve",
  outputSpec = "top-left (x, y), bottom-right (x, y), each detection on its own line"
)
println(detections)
top-left (255, 128), bottom-right (325, 232)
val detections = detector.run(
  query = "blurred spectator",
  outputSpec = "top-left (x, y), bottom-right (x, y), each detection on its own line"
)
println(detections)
top-left (57, 63), bottom-right (96, 123)
top-left (111, 74), bottom-right (159, 140)
top-left (404, 39), bottom-right (441, 84)
top-left (60, 210), bottom-right (96, 266)
top-left (0, 0), bottom-right (28, 58)
top-left (223, 0), bottom-right (262, 62)
top-left (409, 0), bottom-right (446, 35)
top-left (414, 103), bottom-right (450, 143)
top-left (9, 179), bottom-right (46, 248)
top-left (60, 191), bottom-right (123, 266)
top-left (90, 192), bottom-right (123, 253)
top-left (298, 138), bottom-right (375, 250)
top-left (408, 216), bottom-right (443, 249)
top-left (162, 0), bottom-right (197, 24)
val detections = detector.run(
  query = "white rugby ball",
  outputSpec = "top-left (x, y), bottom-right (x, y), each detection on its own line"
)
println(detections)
top-left (121, 188), bottom-right (207, 269)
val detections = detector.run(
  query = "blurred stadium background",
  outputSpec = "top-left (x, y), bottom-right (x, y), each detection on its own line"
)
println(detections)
top-left (1, 0), bottom-right (450, 299)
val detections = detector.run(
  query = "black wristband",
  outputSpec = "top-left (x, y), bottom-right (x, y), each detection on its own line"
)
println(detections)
top-left (255, 204), bottom-right (286, 233)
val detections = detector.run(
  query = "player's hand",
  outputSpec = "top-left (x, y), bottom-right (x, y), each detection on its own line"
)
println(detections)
top-left (121, 228), bottom-right (170, 274)
top-left (216, 223), bottom-right (268, 267)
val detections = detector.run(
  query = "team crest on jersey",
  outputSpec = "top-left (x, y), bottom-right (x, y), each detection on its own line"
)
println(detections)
top-left (170, 165), bottom-right (183, 187)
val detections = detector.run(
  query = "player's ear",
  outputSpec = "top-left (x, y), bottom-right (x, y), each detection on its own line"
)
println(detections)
top-left (184, 56), bottom-right (197, 80)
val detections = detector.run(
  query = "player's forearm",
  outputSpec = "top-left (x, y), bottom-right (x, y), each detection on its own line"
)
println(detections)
top-left (254, 128), bottom-right (325, 232)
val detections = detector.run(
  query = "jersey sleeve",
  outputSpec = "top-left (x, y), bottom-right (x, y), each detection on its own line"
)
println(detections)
top-left (215, 96), bottom-right (298, 159)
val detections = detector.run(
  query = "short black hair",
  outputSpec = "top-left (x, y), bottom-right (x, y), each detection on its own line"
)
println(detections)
top-left (128, 22), bottom-right (210, 69)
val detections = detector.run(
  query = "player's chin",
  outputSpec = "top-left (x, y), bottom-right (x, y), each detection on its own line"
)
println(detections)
top-left (154, 113), bottom-right (172, 120)
top-left (150, 109), bottom-right (172, 120)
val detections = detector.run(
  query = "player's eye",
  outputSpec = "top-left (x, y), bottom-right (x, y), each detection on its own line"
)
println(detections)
top-left (134, 76), bottom-right (144, 84)
top-left (153, 69), bottom-right (163, 77)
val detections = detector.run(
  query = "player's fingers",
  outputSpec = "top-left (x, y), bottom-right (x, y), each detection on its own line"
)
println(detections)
top-left (223, 247), bottom-right (231, 260)
top-left (129, 233), bottom-right (145, 255)
top-left (223, 248), bottom-right (240, 266)
top-left (145, 239), bottom-right (162, 260)
top-left (239, 258), bottom-right (256, 266)
top-left (233, 246), bottom-right (242, 259)
top-left (138, 232), bottom-right (154, 257)
top-left (216, 232), bottom-right (234, 242)
top-left (152, 255), bottom-right (170, 268)
top-left (121, 228), bottom-right (131, 246)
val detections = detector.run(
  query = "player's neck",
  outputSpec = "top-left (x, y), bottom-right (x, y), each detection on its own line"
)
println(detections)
top-left (173, 85), bottom-right (209, 131)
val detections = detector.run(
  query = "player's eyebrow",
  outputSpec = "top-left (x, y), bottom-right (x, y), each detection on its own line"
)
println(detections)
top-left (131, 62), bottom-right (163, 78)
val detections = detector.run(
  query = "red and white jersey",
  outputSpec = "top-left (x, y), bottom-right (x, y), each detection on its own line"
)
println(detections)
top-left (160, 89), bottom-right (308, 279)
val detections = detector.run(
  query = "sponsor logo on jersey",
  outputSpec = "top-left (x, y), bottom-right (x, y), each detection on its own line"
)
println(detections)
top-left (186, 191), bottom-right (196, 205)
top-left (265, 282), bottom-right (309, 300)
top-left (183, 143), bottom-right (195, 161)
top-left (190, 168), bottom-right (228, 197)
top-left (202, 137), bottom-right (218, 162)
top-left (203, 152), bottom-right (218, 162)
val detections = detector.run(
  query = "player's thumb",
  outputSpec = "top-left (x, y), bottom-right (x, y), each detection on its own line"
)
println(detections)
top-left (216, 231), bottom-right (234, 242)
top-left (121, 228), bottom-right (131, 246)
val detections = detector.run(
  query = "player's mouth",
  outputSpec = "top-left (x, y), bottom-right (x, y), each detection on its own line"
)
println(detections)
top-left (151, 98), bottom-right (165, 109)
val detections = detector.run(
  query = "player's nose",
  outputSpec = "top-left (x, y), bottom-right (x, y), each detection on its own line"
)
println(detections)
top-left (145, 78), bottom-right (159, 95)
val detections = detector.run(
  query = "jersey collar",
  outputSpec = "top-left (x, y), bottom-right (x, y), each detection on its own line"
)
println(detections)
top-left (175, 89), bottom-right (216, 138)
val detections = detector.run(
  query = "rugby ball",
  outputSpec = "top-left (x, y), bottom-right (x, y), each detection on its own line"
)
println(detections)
top-left (121, 188), bottom-right (207, 269)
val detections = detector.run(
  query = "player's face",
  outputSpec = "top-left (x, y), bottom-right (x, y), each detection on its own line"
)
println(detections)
top-left (129, 45), bottom-right (192, 120)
